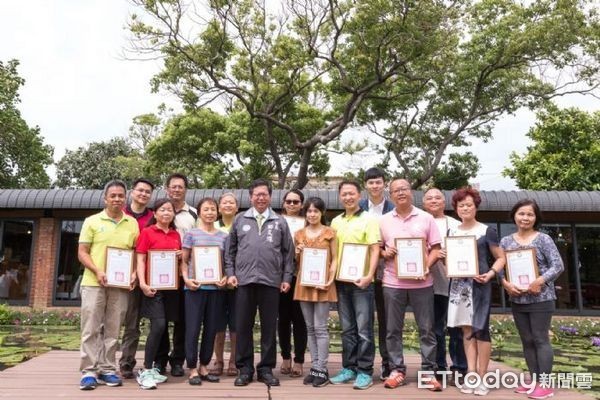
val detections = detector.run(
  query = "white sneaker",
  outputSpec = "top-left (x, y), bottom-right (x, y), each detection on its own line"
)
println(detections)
top-left (474, 382), bottom-right (490, 396)
top-left (460, 377), bottom-right (477, 394)
top-left (137, 369), bottom-right (157, 390)
top-left (460, 385), bottom-right (474, 394)
top-left (150, 367), bottom-right (168, 384)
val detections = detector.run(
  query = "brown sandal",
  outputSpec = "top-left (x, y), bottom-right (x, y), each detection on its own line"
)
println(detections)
top-left (208, 361), bottom-right (224, 376)
top-left (280, 359), bottom-right (292, 375)
top-left (291, 363), bottom-right (303, 378)
top-left (226, 364), bottom-right (238, 376)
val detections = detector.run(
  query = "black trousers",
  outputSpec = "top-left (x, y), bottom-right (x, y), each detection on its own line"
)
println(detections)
top-left (185, 289), bottom-right (221, 368)
top-left (278, 277), bottom-right (307, 363)
top-left (374, 280), bottom-right (389, 367)
top-left (145, 318), bottom-right (167, 369)
top-left (155, 281), bottom-right (186, 368)
top-left (235, 283), bottom-right (280, 375)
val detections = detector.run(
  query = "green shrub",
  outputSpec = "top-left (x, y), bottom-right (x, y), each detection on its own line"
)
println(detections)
top-left (0, 303), bottom-right (16, 325)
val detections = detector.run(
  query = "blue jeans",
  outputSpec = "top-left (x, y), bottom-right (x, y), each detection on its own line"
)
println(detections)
top-left (336, 282), bottom-right (375, 375)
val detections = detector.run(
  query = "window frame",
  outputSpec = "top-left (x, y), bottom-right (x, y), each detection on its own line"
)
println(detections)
top-left (0, 218), bottom-right (35, 306)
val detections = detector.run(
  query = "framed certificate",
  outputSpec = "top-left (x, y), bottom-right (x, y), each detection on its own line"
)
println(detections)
top-left (148, 250), bottom-right (179, 290)
top-left (192, 245), bottom-right (222, 284)
top-left (337, 243), bottom-right (369, 282)
top-left (445, 236), bottom-right (478, 278)
top-left (395, 238), bottom-right (426, 279)
top-left (284, 216), bottom-right (306, 239)
top-left (105, 247), bottom-right (134, 288)
top-left (505, 248), bottom-right (539, 290)
top-left (299, 247), bottom-right (329, 287)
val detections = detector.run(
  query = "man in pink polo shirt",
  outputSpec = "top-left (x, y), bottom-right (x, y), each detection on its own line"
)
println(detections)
top-left (379, 178), bottom-right (442, 391)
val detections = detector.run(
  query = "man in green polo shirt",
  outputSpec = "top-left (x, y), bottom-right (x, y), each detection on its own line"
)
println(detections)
top-left (77, 180), bottom-right (139, 391)
top-left (329, 180), bottom-right (380, 390)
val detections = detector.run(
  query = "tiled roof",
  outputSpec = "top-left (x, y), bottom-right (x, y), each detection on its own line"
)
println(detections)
top-left (0, 189), bottom-right (598, 212)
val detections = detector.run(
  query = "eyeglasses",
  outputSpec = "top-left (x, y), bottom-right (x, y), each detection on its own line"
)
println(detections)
top-left (391, 187), bottom-right (411, 195)
top-left (285, 200), bottom-right (301, 205)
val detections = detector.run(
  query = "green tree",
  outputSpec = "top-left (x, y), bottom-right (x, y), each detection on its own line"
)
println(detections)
top-left (129, 0), bottom-right (454, 188)
top-left (504, 106), bottom-right (600, 190)
top-left (431, 153), bottom-right (480, 190)
top-left (362, 0), bottom-right (600, 188)
top-left (55, 137), bottom-right (139, 189)
top-left (128, 112), bottom-right (162, 151)
top-left (146, 108), bottom-right (237, 188)
top-left (0, 60), bottom-right (53, 188)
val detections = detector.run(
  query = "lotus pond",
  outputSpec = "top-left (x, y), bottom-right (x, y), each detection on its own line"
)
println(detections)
top-left (0, 310), bottom-right (598, 397)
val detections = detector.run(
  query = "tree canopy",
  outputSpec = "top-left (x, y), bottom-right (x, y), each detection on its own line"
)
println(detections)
top-left (55, 137), bottom-right (139, 189)
top-left (504, 106), bottom-right (600, 190)
top-left (363, 0), bottom-right (600, 188)
top-left (0, 59), bottom-right (53, 188)
top-left (128, 0), bottom-right (600, 189)
top-left (129, 0), bottom-right (453, 188)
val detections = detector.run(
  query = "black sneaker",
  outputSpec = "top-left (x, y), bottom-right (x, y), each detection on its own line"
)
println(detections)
top-left (379, 364), bottom-right (391, 381)
top-left (304, 369), bottom-right (316, 385)
top-left (312, 370), bottom-right (329, 387)
top-left (171, 364), bottom-right (185, 377)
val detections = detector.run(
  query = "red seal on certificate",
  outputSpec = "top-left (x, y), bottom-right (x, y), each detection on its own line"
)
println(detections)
top-left (518, 275), bottom-right (530, 285)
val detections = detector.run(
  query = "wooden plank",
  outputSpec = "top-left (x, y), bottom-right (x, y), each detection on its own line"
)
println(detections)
top-left (0, 350), bottom-right (594, 399)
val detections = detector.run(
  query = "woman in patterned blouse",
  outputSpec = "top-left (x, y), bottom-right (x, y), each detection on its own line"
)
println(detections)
top-left (500, 199), bottom-right (564, 400)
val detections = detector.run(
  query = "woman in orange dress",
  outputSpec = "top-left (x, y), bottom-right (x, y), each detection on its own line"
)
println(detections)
top-left (293, 197), bottom-right (338, 387)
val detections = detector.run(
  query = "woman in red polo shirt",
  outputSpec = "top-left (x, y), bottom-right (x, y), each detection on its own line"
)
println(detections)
top-left (136, 198), bottom-right (182, 390)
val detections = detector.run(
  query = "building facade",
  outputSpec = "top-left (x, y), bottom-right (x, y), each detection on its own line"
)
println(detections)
top-left (0, 189), bottom-right (598, 315)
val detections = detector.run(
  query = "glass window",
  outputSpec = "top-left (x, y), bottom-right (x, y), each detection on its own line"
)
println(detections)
top-left (0, 220), bottom-right (34, 303)
top-left (499, 223), bottom-right (517, 239)
top-left (576, 225), bottom-right (600, 311)
top-left (54, 220), bottom-right (84, 304)
top-left (540, 225), bottom-right (577, 310)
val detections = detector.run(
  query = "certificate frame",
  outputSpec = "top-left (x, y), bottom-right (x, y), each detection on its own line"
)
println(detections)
top-left (505, 248), bottom-right (539, 290)
top-left (148, 250), bottom-right (179, 290)
top-left (445, 235), bottom-right (479, 278)
top-left (283, 216), bottom-right (306, 240)
top-left (105, 247), bottom-right (134, 289)
top-left (394, 237), bottom-right (426, 279)
top-left (299, 247), bottom-right (329, 287)
top-left (192, 245), bottom-right (223, 285)
top-left (336, 242), bottom-right (369, 282)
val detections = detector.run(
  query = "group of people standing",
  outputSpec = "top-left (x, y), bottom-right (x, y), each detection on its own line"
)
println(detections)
top-left (77, 168), bottom-right (564, 399)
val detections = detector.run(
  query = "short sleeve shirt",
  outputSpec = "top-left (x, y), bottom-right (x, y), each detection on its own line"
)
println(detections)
top-left (331, 209), bottom-right (380, 276)
top-left (174, 203), bottom-right (197, 240)
top-left (182, 228), bottom-right (228, 290)
top-left (379, 206), bottom-right (442, 289)
top-left (78, 210), bottom-right (139, 287)
top-left (135, 225), bottom-right (182, 254)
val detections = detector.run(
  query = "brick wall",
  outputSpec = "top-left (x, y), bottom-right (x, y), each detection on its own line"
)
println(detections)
top-left (29, 218), bottom-right (58, 308)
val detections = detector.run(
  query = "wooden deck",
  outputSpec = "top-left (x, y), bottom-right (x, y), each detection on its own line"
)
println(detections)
top-left (0, 350), bottom-right (594, 399)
